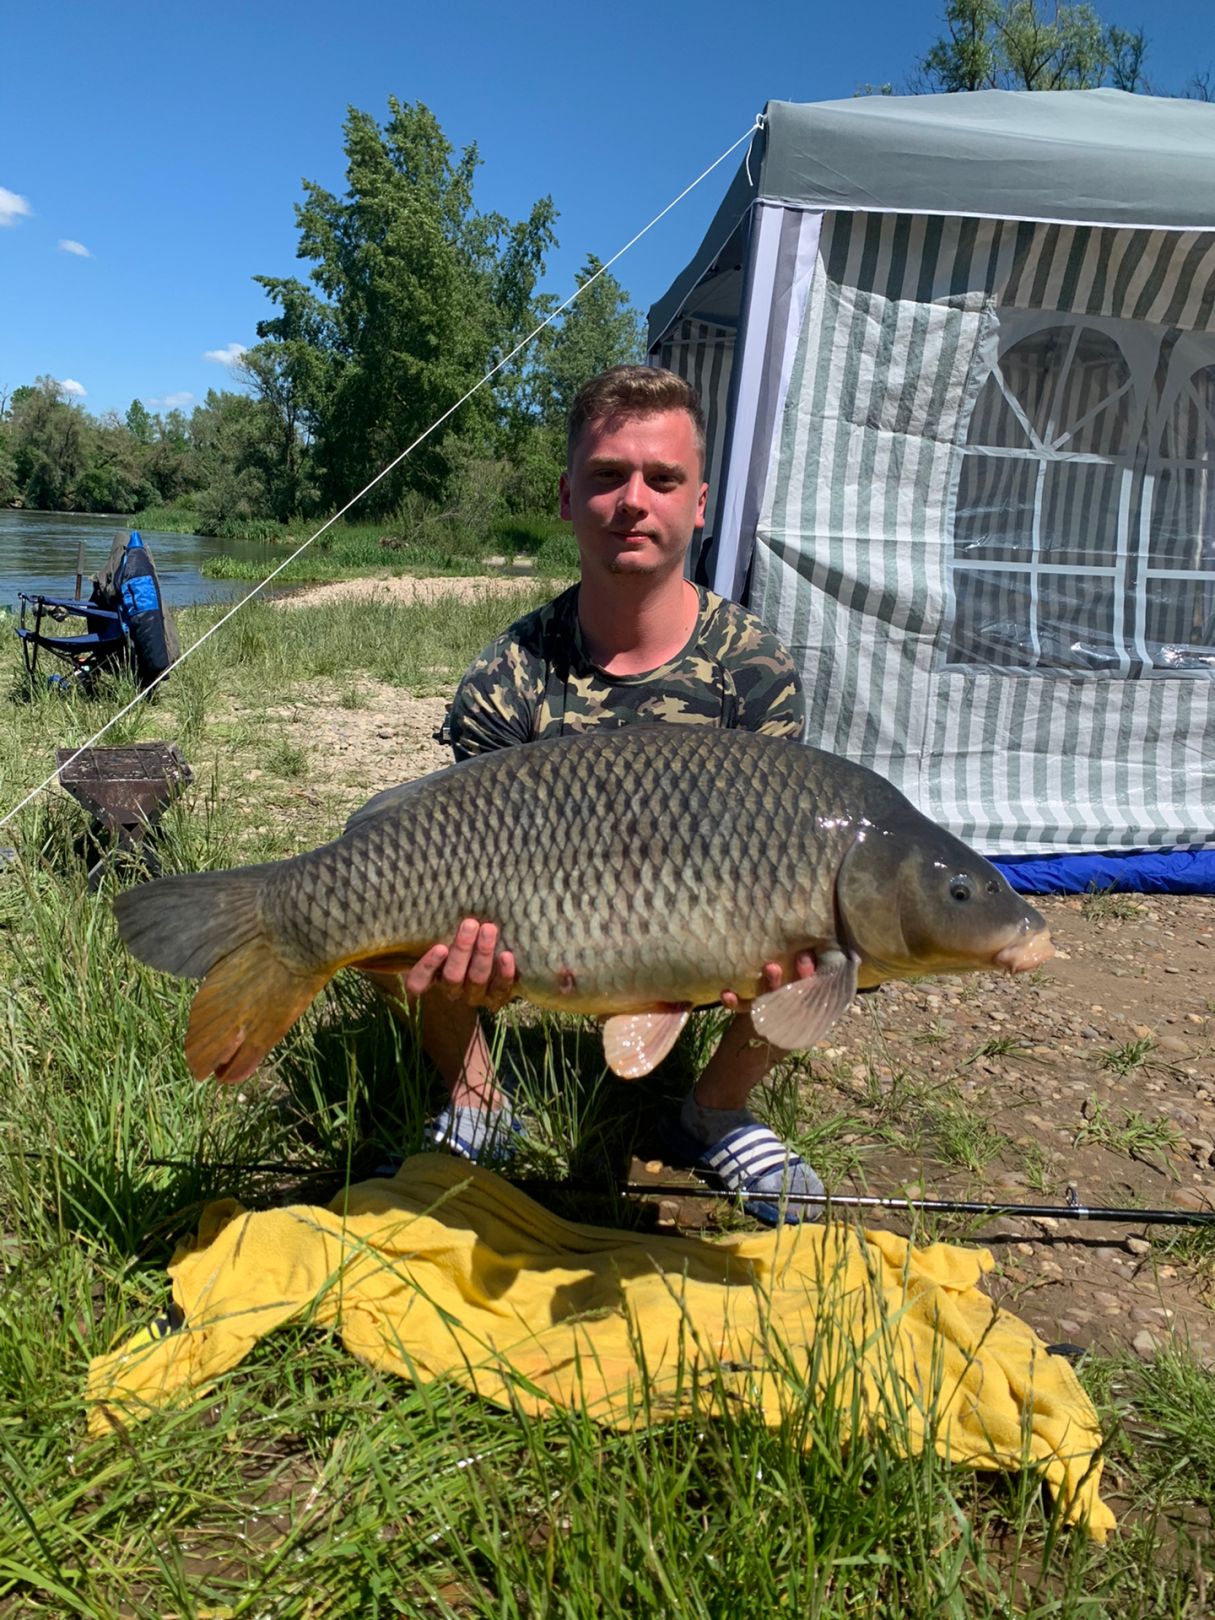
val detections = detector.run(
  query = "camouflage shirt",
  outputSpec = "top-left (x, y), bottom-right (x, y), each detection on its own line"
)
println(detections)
top-left (449, 584), bottom-right (804, 761)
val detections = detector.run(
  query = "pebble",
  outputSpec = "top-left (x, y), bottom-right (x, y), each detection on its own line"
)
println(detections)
top-left (1132, 1330), bottom-right (1159, 1358)
top-left (1125, 1236), bottom-right (1151, 1257)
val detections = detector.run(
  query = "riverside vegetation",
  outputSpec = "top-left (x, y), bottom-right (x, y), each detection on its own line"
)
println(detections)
top-left (2, 585), bottom-right (1215, 1616)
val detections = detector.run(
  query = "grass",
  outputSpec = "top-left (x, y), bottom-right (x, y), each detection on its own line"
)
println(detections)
top-left (1079, 887), bottom-right (1146, 922)
top-left (134, 504), bottom-right (580, 580)
top-left (2, 609), bottom-right (1214, 1615)
top-left (1098, 1036), bottom-right (1156, 1077)
top-left (1074, 1101), bottom-right (1183, 1161)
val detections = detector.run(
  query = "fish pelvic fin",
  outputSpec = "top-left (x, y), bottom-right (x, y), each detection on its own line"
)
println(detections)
top-left (603, 1006), bottom-right (691, 1079)
top-left (113, 867), bottom-right (327, 1083)
top-left (750, 950), bottom-right (858, 1052)
top-left (186, 943), bottom-right (328, 1083)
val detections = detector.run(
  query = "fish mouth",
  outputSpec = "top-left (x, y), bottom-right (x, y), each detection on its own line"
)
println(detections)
top-left (994, 928), bottom-right (1056, 974)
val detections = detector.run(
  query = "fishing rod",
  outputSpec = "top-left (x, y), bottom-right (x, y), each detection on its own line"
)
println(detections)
top-left (28, 1154), bottom-right (1213, 1229)
top-left (519, 1179), bottom-right (1215, 1230)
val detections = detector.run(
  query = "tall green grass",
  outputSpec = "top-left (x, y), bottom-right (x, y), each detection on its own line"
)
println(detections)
top-left (1, 608), bottom-right (1212, 1616)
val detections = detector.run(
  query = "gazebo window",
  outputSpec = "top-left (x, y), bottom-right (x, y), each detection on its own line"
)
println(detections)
top-left (946, 315), bottom-right (1215, 675)
top-left (1137, 354), bottom-right (1215, 669)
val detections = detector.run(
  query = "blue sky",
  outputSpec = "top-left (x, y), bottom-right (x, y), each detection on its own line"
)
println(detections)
top-left (2, 0), bottom-right (1210, 420)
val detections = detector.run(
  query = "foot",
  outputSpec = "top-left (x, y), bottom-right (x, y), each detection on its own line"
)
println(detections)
top-left (664, 1095), bottom-right (825, 1227)
top-left (422, 1095), bottom-right (525, 1166)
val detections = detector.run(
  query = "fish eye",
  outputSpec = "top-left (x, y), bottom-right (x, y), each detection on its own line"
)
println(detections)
top-left (949, 875), bottom-right (973, 902)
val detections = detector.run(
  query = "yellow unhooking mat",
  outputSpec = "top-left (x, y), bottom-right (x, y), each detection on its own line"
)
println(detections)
top-left (87, 1155), bottom-right (1113, 1539)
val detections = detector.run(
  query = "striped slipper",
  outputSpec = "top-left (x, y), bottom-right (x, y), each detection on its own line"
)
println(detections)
top-left (662, 1116), bottom-right (825, 1228)
top-left (422, 1099), bottom-right (527, 1166)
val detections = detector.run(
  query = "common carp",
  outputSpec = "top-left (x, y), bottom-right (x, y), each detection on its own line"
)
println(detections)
top-left (113, 727), bottom-right (1053, 1084)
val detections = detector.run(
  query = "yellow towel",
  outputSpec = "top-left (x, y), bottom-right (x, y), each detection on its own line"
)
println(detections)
top-left (87, 1155), bottom-right (1113, 1540)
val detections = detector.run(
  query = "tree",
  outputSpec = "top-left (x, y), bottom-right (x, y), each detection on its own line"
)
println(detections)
top-left (7, 377), bottom-right (89, 509)
top-left (240, 276), bottom-right (333, 518)
top-left (531, 256), bottom-right (646, 432)
top-left (186, 389), bottom-right (275, 535)
top-left (915, 1), bottom-right (1149, 94)
top-left (126, 398), bottom-right (154, 445)
top-left (252, 98), bottom-right (556, 516)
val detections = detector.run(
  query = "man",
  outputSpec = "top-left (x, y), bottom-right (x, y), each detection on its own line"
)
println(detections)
top-left (370, 365), bottom-right (823, 1225)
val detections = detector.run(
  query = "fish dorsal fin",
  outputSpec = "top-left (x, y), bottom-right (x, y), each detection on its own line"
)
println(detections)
top-left (602, 1006), bottom-right (691, 1079)
top-left (749, 951), bottom-right (858, 1053)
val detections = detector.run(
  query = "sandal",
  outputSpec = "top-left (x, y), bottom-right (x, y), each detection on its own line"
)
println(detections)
top-left (661, 1115), bottom-right (824, 1227)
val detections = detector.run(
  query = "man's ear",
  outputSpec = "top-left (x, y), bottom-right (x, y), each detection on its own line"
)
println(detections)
top-left (559, 469), bottom-right (572, 521)
top-left (694, 480), bottom-right (708, 529)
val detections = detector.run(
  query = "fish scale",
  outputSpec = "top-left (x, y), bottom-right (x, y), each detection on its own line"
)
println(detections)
top-left (265, 727), bottom-right (859, 1012)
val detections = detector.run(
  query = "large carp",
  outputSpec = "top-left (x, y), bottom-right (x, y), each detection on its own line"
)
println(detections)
top-left (113, 727), bottom-right (1053, 1084)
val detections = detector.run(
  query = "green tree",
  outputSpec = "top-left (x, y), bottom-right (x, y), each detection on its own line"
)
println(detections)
top-left (186, 389), bottom-right (278, 535)
top-left (916, 1), bottom-right (1148, 93)
top-left (74, 412), bottom-right (155, 512)
top-left (8, 377), bottom-right (89, 509)
top-left (125, 398), bottom-right (154, 445)
top-left (241, 277), bottom-right (333, 519)
top-left (253, 98), bottom-right (556, 516)
top-left (531, 256), bottom-right (646, 432)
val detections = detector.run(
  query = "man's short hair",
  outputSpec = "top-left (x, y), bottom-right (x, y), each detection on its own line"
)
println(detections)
top-left (566, 365), bottom-right (706, 466)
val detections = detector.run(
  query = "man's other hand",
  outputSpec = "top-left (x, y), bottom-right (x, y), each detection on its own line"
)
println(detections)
top-left (405, 918), bottom-right (517, 1010)
top-left (719, 949), bottom-right (816, 1012)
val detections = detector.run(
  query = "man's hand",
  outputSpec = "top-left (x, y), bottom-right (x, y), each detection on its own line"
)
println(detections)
top-left (719, 949), bottom-right (815, 1012)
top-left (404, 918), bottom-right (518, 1010)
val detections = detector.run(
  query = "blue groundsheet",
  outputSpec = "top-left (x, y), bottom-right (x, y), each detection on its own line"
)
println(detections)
top-left (992, 848), bottom-right (1215, 896)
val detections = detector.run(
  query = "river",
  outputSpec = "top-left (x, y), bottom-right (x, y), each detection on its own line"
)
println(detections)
top-left (0, 511), bottom-right (273, 614)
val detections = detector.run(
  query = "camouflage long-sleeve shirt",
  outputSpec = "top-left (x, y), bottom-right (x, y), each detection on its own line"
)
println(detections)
top-left (448, 584), bottom-right (804, 761)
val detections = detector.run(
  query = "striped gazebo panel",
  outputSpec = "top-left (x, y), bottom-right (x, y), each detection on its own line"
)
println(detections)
top-left (752, 209), bottom-right (1215, 852)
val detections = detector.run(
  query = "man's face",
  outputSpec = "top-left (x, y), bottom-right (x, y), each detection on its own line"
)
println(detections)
top-left (559, 409), bottom-right (708, 582)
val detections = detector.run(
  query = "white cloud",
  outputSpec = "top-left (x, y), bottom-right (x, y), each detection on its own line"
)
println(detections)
top-left (58, 238), bottom-right (91, 257)
top-left (148, 390), bottom-right (194, 409)
top-left (203, 341), bottom-right (247, 365)
top-left (0, 186), bottom-right (32, 227)
top-left (58, 378), bottom-right (87, 398)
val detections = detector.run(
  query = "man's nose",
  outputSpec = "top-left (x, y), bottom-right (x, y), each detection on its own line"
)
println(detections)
top-left (615, 472), bottom-right (648, 515)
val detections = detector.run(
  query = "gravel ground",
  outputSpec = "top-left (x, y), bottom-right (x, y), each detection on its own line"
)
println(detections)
top-left (779, 892), bottom-right (1215, 1365)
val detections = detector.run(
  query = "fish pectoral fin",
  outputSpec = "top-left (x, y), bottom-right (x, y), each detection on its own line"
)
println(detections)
top-left (602, 1006), bottom-right (691, 1080)
top-left (749, 951), bottom-right (858, 1053)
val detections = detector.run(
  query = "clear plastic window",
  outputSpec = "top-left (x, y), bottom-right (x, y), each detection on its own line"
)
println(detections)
top-left (946, 315), bottom-right (1215, 676)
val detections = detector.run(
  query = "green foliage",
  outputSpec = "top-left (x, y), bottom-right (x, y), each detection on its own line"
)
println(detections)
top-left (124, 397), bottom-right (154, 444)
top-left (254, 98), bottom-right (557, 517)
top-left (916, 1), bottom-right (1150, 93)
top-left (530, 255), bottom-right (646, 433)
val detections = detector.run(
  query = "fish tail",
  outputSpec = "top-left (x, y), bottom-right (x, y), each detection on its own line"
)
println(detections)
top-left (113, 869), bottom-right (328, 1083)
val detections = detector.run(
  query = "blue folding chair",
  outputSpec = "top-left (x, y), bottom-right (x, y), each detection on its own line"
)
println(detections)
top-left (15, 530), bottom-right (178, 694)
top-left (16, 590), bottom-right (131, 694)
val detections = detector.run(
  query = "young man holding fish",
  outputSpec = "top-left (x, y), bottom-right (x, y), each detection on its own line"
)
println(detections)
top-left (114, 372), bottom-right (1050, 1200)
top-left (384, 366), bottom-right (827, 1225)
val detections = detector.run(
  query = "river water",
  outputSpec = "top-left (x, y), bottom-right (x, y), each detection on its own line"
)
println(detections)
top-left (0, 510), bottom-right (272, 614)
